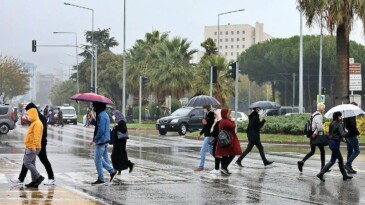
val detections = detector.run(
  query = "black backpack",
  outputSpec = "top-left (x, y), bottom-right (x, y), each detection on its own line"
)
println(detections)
top-left (303, 113), bottom-right (320, 138)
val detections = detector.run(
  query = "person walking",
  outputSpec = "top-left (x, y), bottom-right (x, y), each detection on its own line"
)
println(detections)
top-left (208, 109), bottom-right (222, 174)
top-left (155, 106), bottom-right (161, 120)
top-left (144, 107), bottom-right (150, 121)
top-left (235, 107), bottom-right (273, 167)
top-left (194, 105), bottom-right (215, 172)
top-left (215, 108), bottom-right (242, 175)
top-left (344, 102), bottom-right (361, 174)
top-left (43, 105), bottom-right (49, 118)
top-left (110, 110), bottom-right (134, 175)
top-left (89, 101), bottom-right (117, 185)
top-left (10, 103), bottom-right (55, 186)
top-left (316, 111), bottom-right (353, 182)
top-left (297, 103), bottom-right (326, 172)
top-left (21, 106), bottom-right (44, 187)
top-left (47, 109), bottom-right (55, 126)
top-left (57, 108), bottom-right (64, 127)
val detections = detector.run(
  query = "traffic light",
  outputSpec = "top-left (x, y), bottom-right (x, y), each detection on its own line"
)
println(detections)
top-left (32, 40), bottom-right (36, 52)
top-left (321, 87), bottom-right (326, 94)
top-left (212, 66), bottom-right (218, 83)
top-left (229, 62), bottom-right (236, 79)
top-left (142, 77), bottom-right (149, 88)
top-left (90, 86), bottom-right (95, 92)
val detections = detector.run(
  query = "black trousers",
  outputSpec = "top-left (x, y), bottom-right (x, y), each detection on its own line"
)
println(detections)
top-left (111, 139), bottom-right (133, 171)
top-left (237, 140), bottom-right (269, 164)
top-left (302, 144), bottom-right (325, 168)
top-left (221, 156), bottom-right (235, 170)
top-left (18, 146), bottom-right (54, 182)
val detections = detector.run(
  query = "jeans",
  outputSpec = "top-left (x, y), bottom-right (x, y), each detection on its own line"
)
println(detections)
top-left (23, 148), bottom-right (41, 182)
top-left (329, 140), bottom-right (343, 164)
top-left (94, 144), bottom-right (114, 181)
top-left (346, 137), bottom-right (360, 168)
top-left (199, 137), bottom-right (211, 168)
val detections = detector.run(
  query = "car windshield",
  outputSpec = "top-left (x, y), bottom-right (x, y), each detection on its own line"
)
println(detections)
top-left (171, 108), bottom-right (191, 117)
top-left (61, 109), bottom-right (76, 114)
top-left (231, 112), bottom-right (242, 118)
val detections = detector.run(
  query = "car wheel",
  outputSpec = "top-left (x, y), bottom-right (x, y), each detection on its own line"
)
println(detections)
top-left (73, 120), bottom-right (77, 125)
top-left (159, 129), bottom-right (167, 135)
top-left (178, 123), bottom-right (187, 136)
top-left (0, 123), bottom-right (10, 134)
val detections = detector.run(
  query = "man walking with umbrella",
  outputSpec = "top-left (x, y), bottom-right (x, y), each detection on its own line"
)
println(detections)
top-left (344, 102), bottom-right (361, 174)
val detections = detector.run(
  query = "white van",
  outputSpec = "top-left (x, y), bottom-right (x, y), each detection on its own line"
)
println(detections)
top-left (60, 106), bottom-right (77, 125)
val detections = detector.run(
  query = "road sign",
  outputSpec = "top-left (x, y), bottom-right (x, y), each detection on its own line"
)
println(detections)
top-left (317, 95), bottom-right (325, 104)
top-left (349, 63), bottom-right (362, 91)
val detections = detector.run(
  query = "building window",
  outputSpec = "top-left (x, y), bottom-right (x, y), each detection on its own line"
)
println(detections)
top-left (237, 38), bottom-right (239, 41)
top-left (242, 45), bottom-right (245, 48)
top-left (242, 31), bottom-right (245, 34)
top-left (237, 52), bottom-right (239, 56)
top-left (225, 52), bottom-right (228, 56)
top-left (231, 38), bottom-right (234, 42)
top-left (225, 38), bottom-right (228, 42)
top-left (237, 45), bottom-right (239, 48)
top-left (220, 32), bottom-right (222, 35)
top-left (242, 38), bottom-right (245, 41)
top-left (225, 45), bottom-right (228, 49)
top-left (226, 31), bottom-right (228, 35)
top-left (231, 52), bottom-right (234, 56)
top-left (231, 31), bottom-right (234, 34)
top-left (220, 39), bottom-right (222, 42)
top-left (214, 39), bottom-right (217, 42)
top-left (231, 45), bottom-right (234, 49)
top-left (220, 46), bottom-right (222, 49)
top-left (237, 31), bottom-right (239, 34)
top-left (214, 32), bottom-right (217, 35)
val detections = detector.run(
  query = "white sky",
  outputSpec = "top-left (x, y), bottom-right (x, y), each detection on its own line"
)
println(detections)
top-left (1, 0), bottom-right (365, 75)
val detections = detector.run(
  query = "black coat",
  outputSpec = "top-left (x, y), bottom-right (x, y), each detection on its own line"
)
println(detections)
top-left (329, 121), bottom-right (347, 142)
top-left (246, 111), bottom-right (266, 142)
top-left (344, 117), bottom-right (360, 138)
top-left (199, 111), bottom-right (215, 137)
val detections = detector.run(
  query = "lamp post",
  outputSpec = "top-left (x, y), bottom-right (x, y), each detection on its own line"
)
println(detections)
top-left (64, 2), bottom-right (94, 93)
top-left (54, 32), bottom-right (80, 113)
top-left (217, 9), bottom-right (245, 54)
top-left (122, 0), bottom-right (126, 116)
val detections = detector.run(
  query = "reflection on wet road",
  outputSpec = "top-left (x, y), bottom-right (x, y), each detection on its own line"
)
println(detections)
top-left (0, 124), bottom-right (364, 204)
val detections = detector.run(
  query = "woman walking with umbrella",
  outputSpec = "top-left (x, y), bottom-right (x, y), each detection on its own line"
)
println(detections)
top-left (111, 110), bottom-right (134, 174)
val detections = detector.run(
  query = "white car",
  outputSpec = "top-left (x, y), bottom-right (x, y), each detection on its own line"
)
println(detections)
top-left (231, 111), bottom-right (248, 121)
top-left (60, 106), bottom-right (77, 125)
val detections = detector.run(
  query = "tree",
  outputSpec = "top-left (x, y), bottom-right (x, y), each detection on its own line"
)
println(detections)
top-left (297, 0), bottom-right (365, 105)
top-left (80, 28), bottom-right (119, 58)
top-left (200, 38), bottom-right (218, 58)
top-left (49, 80), bottom-right (77, 106)
top-left (0, 56), bottom-right (29, 102)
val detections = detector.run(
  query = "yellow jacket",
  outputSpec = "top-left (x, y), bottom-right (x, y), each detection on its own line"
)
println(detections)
top-left (24, 108), bottom-right (43, 149)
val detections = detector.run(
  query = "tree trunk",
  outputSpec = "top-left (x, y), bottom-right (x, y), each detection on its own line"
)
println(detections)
top-left (271, 81), bottom-right (276, 102)
top-left (334, 23), bottom-right (350, 105)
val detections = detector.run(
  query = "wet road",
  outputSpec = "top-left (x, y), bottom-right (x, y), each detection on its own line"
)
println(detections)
top-left (0, 124), bottom-right (365, 205)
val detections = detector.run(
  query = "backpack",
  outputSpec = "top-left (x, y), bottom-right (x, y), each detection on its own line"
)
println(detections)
top-left (303, 113), bottom-right (320, 138)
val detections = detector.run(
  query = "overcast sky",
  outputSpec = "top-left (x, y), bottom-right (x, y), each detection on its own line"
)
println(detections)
top-left (2, 0), bottom-right (365, 76)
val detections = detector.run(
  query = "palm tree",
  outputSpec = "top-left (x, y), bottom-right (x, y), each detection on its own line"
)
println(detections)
top-left (297, 0), bottom-right (365, 105)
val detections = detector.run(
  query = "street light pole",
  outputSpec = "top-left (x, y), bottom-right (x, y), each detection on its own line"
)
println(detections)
top-left (299, 12), bottom-right (304, 113)
top-left (217, 9), bottom-right (245, 54)
top-left (64, 2), bottom-right (94, 93)
top-left (122, 0), bottom-right (127, 116)
top-left (53, 31), bottom-right (80, 113)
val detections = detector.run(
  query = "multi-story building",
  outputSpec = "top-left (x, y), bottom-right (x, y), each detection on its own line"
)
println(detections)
top-left (204, 22), bottom-right (272, 61)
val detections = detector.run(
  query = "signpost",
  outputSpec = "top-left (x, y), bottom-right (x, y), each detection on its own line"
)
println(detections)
top-left (349, 63), bottom-right (362, 91)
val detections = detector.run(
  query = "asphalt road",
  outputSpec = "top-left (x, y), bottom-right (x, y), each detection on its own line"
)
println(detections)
top-left (0, 123), bottom-right (364, 205)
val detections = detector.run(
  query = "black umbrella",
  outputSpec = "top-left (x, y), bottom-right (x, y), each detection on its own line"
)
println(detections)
top-left (248, 101), bottom-right (281, 109)
top-left (186, 95), bottom-right (221, 107)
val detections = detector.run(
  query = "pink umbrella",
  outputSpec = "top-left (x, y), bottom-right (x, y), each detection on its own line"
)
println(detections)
top-left (70, 93), bottom-right (114, 105)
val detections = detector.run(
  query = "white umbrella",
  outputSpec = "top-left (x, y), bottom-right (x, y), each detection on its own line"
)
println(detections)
top-left (324, 104), bottom-right (365, 119)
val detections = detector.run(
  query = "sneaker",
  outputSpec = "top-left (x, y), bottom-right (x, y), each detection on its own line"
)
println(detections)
top-left (235, 161), bottom-right (243, 168)
top-left (43, 179), bottom-right (56, 185)
top-left (209, 169), bottom-right (220, 174)
top-left (194, 167), bottom-right (204, 172)
top-left (33, 176), bottom-right (45, 187)
top-left (129, 163), bottom-right (135, 173)
top-left (110, 171), bottom-right (117, 182)
top-left (220, 169), bottom-right (231, 176)
top-left (91, 179), bottom-right (105, 185)
top-left (9, 178), bottom-right (23, 185)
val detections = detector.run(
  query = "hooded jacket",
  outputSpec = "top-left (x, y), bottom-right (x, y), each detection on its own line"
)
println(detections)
top-left (24, 108), bottom-right (43, 149)
top-left (247, 110), bottom-right (266, 142)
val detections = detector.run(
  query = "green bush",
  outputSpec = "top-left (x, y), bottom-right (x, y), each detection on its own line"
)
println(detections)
top-left (238, 114), bottom-right (311, 135)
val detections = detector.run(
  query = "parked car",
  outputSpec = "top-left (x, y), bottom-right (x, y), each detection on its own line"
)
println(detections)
top-left (231, 111), bottom-right (248, 122)
top-left (21, 113), bottom-right (29, 125)
top-left (156, 107), bottom-right (205, 136)
top-left (261, 106), bottom-right (306, 116)
top-left (59, 106), bottom-right (77, 125)
top-left (0, 104), bottom-right (15, 134)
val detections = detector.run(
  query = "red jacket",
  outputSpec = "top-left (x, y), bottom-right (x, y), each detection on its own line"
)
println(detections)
top-left (215, 109), bottom-right (242, 157)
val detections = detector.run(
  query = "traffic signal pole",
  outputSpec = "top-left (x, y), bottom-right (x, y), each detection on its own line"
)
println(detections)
top-left (210, 66), bottom-right (213, 97)
top-left (235, 62), bottom-right (239, 132)
top-left (139, 76), bottom-right (142, 125)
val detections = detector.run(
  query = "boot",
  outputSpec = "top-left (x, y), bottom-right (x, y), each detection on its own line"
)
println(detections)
top-left (339, 162), bottom-right (353, 181)
top-left (317, 162), bottom-right (334, 182)
top-left (297, 161), bottom-right (304, 172)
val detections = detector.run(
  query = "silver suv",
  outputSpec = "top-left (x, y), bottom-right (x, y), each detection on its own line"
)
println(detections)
top-left (0, 104), bottom-right (15, 134)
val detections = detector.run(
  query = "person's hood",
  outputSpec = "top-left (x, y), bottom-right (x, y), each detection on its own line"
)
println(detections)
top-left (27, 108), bottom-right (39, 123)
top-left (221, 108), bottom-right (229, 119)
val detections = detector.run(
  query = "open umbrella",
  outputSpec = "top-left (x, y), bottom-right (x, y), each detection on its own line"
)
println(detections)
top-left (186, 95), bottom-right (221, 107)
top-left (324, 104), bottom-right (365, 119)
top-left (248, 101), bottom-right (281, 109)
top-left (70, 93), bottom-right (114, 105)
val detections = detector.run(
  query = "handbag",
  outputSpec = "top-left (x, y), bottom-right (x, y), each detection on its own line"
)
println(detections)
top-left (311, 134), bottom-right (329, 146)
top-left (218, 130), bottom-right (231, 148)
top-left (208, 136), bottom-right (216, 145)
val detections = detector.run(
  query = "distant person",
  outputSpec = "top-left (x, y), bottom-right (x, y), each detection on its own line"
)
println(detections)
top-left (89, 101), bottom-right (117, 185)
top-left (127, 105), bottom-right (134, 123)
top-left (13, 108), bottom-right (19, 125)
top-left (236, 106), bottom-right (273, 167)
top-left (194, 105), bottom-right (215, 172)
top-left (43, 105), bottom-right (49, 118)
top-left (144, 107), bottom-right (150, 121)
top-left (10, 103), bottom-right (55, 186)
top-left (297, 103), bottom-right (326, 173)
top-left (57, 108), bottom-right (64, 127)
top-left (344, 102), bottom-right (361, 174)
top-left (47, 109), bottom-right (55, 126)
top-left (155, 106), bottom-right (161, 120)
top-left (110, 110), bottom-right (134, 174)
top-left (317, 111), bottom-right (352, 182)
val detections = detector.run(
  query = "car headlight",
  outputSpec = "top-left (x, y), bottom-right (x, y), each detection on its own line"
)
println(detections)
top-left (170, 119), bottom-right (179, 124)
top-left (156, 120), bottom-right (160, 124)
